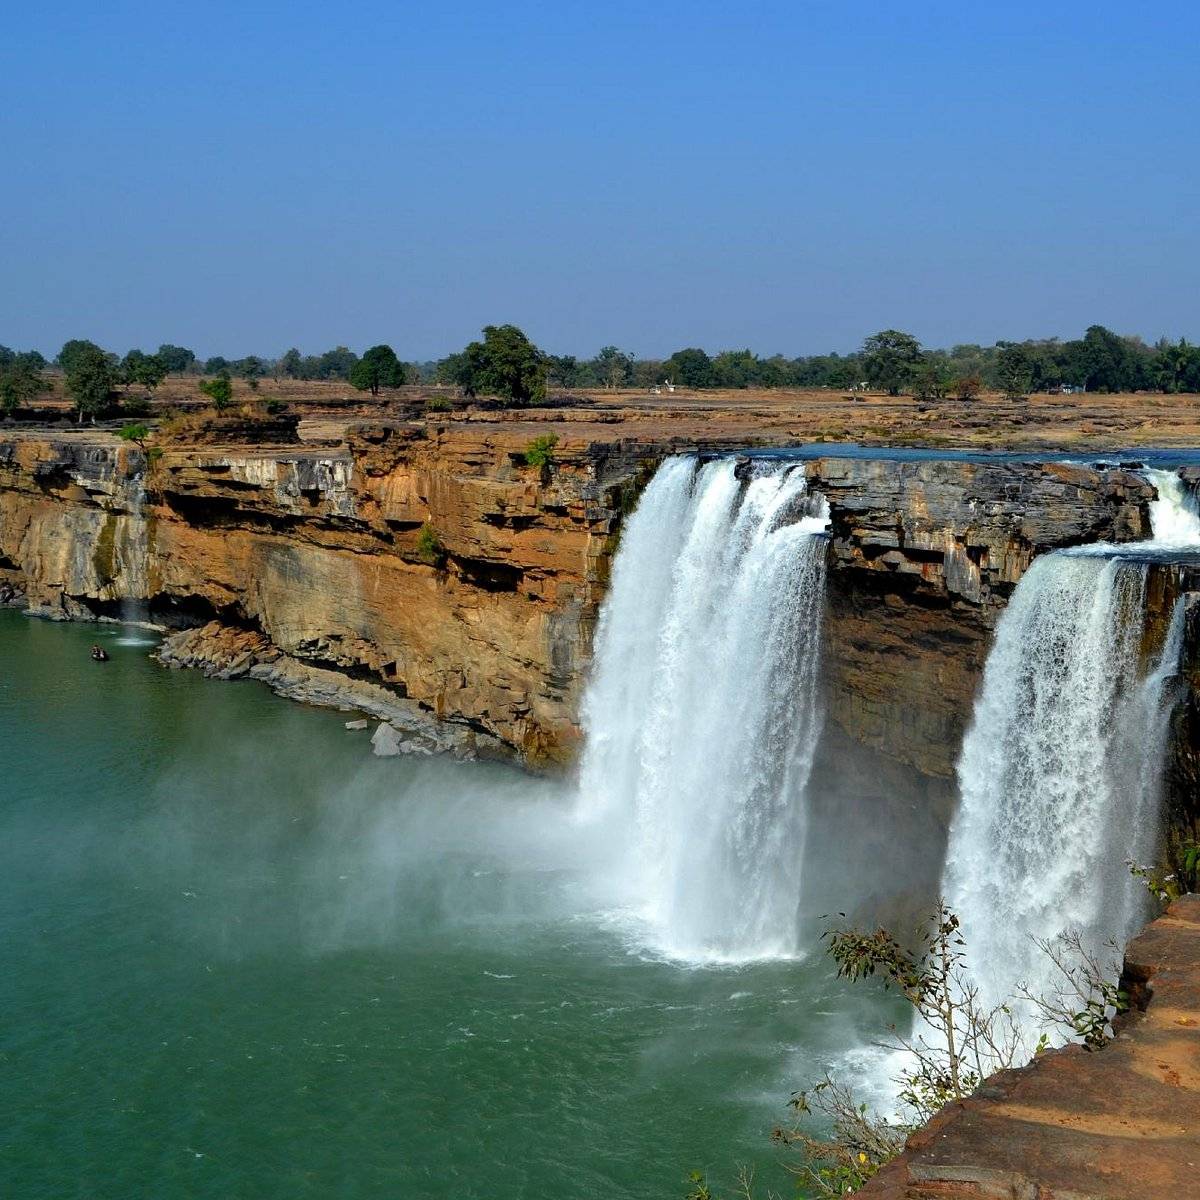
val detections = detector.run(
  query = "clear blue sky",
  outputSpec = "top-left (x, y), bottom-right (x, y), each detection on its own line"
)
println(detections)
top-left (2, 1), bottom-right (1197, 361)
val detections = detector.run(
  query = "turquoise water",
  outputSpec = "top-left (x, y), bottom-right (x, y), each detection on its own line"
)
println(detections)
top-left (0, 611), bottom-right (891, 1199)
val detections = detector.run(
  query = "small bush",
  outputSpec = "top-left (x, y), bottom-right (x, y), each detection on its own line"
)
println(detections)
top-left (521, 434), bottom-right (559, 468)
top-left (425, 396), bottom-right (452, 413)
top-left (199, 374), bottom-right (233, 411)
top-left (118, 423), bottom-right (151, 445)
top-left (415, 523), bottom-right (447, 567)
top-left (264, 397), bottom-right (287, 415)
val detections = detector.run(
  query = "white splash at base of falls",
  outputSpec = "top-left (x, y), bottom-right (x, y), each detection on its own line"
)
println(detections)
top-left (577, 456), bottom-right (830, 963)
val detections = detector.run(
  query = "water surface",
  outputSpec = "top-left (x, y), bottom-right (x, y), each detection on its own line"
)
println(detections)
top-left (0, 611), bottom-right (889, 1200)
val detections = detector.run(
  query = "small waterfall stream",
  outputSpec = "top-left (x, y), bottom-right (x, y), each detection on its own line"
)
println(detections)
top-left (578, 456), bottom-right (830, 962)
top-left (943, 468), bottom-right (1196, 1034)
top-left (112, 473), bottom-right (155, 640)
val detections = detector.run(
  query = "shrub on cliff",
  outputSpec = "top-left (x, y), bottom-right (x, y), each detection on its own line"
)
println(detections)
top-left (415, 524), bottom-right (447, 567)
top-left (692, 902), bottom-right (1128, 1198)
top-left (521, 434), bottom-right (558, 469)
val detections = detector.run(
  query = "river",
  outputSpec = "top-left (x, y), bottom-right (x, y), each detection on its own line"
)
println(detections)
top-left (0, 609), bottom-right (894, 1200)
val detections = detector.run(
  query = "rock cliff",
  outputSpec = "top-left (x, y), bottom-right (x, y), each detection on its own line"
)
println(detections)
top-left (0, 428), bottom-right (1160, 775)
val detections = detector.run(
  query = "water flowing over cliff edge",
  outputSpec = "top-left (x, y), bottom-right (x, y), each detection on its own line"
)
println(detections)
top-left (576, 457), bottom-right (830, 962)
top-left (944, 474), bottom-right (1200, 1040)
top-left (2, 427), bottom-right (1199, 918)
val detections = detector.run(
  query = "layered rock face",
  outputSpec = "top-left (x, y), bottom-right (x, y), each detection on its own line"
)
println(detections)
top-left (0, 429), bottom-right (1160, 773)
top-left (806, 457), bottom-right (1153, 780)
top-left (0, 426), bottom-right (674, 761)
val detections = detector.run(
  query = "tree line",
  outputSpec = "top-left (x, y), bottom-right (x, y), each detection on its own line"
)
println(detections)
top-left (4, 324), bottom-right (1200, 419)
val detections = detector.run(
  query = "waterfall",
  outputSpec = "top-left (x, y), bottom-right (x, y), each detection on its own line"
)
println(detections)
top-left (1144, 467), bottom-right (1200, 545)
top-left (578, 456), bottom-right (830, 962)
top-left (113, 474), bottom-right (154, 636)
top-left (943, 468), bottom-right (1195, 1038)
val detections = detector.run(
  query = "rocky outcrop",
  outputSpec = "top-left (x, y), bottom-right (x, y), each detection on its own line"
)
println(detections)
top-left (0, 429), bottom-right (1162, 770)
top-left (857, 894), bottom-right (1200, 1200)
top-left (805, 457), bottom-right (1154, 779)
top-left (157, 621), bottom-right (505, 758)
top-left (0, 426), bottom-right (673, 763)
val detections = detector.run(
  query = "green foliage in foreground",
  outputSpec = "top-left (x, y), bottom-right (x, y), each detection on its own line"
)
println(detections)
top-left (690, 899), bottom-right (1131, 1198)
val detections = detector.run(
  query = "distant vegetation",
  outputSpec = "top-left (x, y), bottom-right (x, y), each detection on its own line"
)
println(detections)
top-left (4, 324), bottom-right (1200, 421)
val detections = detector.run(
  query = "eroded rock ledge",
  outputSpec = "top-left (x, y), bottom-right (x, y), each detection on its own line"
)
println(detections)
top-left (858, 894), bottom-right (1200, 1200)
top-left (0, 428), bottom-right (1159, 773)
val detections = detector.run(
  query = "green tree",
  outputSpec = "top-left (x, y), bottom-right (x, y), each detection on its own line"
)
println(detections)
top-left (0, 355), bottom-right (49, 413)
top-left (664, 347), bottom-right (715, 388)
top-left (590, 346), bottom-right (635, 390)
top-left (862, 330), bottom-right (924, 395)
top-left (1155, 338), bottom-right (1200, 394)
top-left (349, 344), bottom-right (406, 395)
top-left (449, 325), bottom-right (546, 406)
top-left (120, 350), bottom-right (168, 394)
top-left (546, 354), bottom-right (581, 388)
top-left (63, 342), bottom-right (117, 422)
top-left (317, 346), bottom-right (359, 380)
top-left (278, 347), bottom-right (304, 379)
top-left (910, 357), bottom-right (952, 401)
top-left (156, 344), bottom-right (195, 373)
top-left (712, 349), bottom-right (760, 389)
top-left (996, 342), bottom-right (1035, 400)
top-left (204, 355), bottom-right (230, 374)
top-left (58, 338), bottom-right (109, 375)
top-left (199, 373), bottom-right (234, 411)
top-left (233, 356), bottom-right (265, 383)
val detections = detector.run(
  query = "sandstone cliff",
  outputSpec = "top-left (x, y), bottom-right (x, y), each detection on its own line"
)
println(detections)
top-left (0, 428), bottom-right (1160, 775)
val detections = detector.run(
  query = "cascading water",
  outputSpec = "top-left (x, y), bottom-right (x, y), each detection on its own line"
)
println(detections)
top-left (1144, 466), bottom-right (1200, 545)
top-left (943, 468), bottom-right (1195, 1040)
top-left (578, 456), bottom-right (830, 962)
top-left (111, 472), bottom-right (155, 640)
